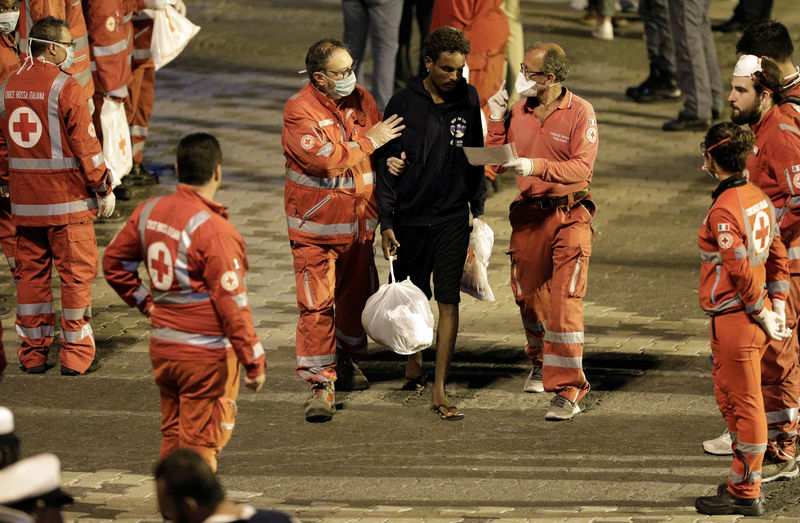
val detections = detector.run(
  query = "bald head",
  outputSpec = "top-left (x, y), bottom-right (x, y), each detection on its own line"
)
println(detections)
top-left (525, 42), bottom-right (569, 83)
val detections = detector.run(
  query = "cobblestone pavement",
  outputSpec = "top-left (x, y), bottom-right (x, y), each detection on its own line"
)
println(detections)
top-left (2, 0), bottom-right (800, 521)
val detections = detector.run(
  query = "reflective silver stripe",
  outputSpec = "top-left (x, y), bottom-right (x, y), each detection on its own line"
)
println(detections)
top-left (702, 296), bottom-right (744, 314)
top-left (62, 306), bottom-right (90, 320)
top-left (544, 330), bottom-right (584, 344)
top-left (232, 291), bottom-right (248, 308)
top-left (543, 354), bottom-right (583, 368)
top-left (790, 196), bottom-right (800, 207)
top-left (736, 440), bottom-right (767, 455)
top-left (91, 152), bottom-right (105, 168)
top-left (286, 216), bottom-right (357, 236)
top-left (776, 206), bottom-right (787, 219)
top-left (62, 324), bottom-right (93, 343)
top-left (11, 198), bottom-right (97, 216)
top-left (16, 324), bottom-right (54, 338)
top-left (335, 328), bottom-right (365, 346)
top-left (286, 168), bottom-right (356, 190)
top-left (511, 259), bottom-right (521, 298)
top-left (779, 123), bottom-right (800, 137)
top-left (132, 142), bottom-right (145, 154)
top-left (766, 407), bottom-right (799, 424)
top-left (363, 171), bottom-right (375, 185)
top-left (138, 197), bottom-right (163, 254)
top-left (710, 266), bottom-right (722, 304)
top-left (48, 73), bottom-right (71, 159)
top-left (366, 218), bottom-right (378, 231)
top-left (302, 272), bottom-right (313, 306)
top-left (151, 290), bottom-right (210, 304)
top-left (525, 333), bottom-right (543, 347)
top-left (74, 34), bottom-right (89, 52)
top-left (768, 281), bottom-right (791, 294)
top-left (133, 48), bottom-right (152, 60)
top-left (700, 250), bottom-right (723, 264)
top-left (0, 75), bottom-right (10, 121)
top-left (345, 140), bottom-right (359, 149)
top-left (296, 354), bottom-right (336, 367)
top-left (788, 247), bottom-right (800, 260)
top-left (10, 157), bottom-right (79, 170)
top-left (73, 69), bottom-right (92, 87)
top-left (252, 341), bottom-right (265, 359)
top-left (785, 169), bottom-right (796, 196)
top-left (7, 256), bottom-right (14, 269)
top-left (106, 85), bottom-right (129, 99)
top-left (769, 428), bottom-right (799, 439)
top-left (569, 256), bottom-right (582, 294)
top-left (728, 469), bottom-right (743, 484)
top-left (133, 282), bottom-right (150, 305)
top-left (734, 246), bottom-right (747, 260)
top-left (522, 318), bottom-right (546, 332)
top-left (17, 302), bottom-right (54, 315)
top-left (131, 125), bottom-right (148, 138)
top-left (92, 39), bottom-right (128, 57)
top-left (745, 295), bottom-right (765, 314)
top-left (174, 210), bottom-right (211, 292)
top-left (152, 327), bottom-right (231, 348)
top-left (729, 469), bottom-right (761, 483)
top-left (121, 260), bottom-right (140, 272)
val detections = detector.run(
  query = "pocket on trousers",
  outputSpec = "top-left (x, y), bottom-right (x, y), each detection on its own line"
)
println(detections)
top-left (210, 396), bottom-right (237, 450)
top-left (567, 245), bottom-right (590, 298)
top-left (67, 223), bottom-right (98, 284)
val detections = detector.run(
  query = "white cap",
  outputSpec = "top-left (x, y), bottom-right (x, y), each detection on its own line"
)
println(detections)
top-left (0, 407), bottom-right (13, 435)
top-left (0, 453), bottom-right (67, 505)
top-left (734, 54), bottom-right (762, 77)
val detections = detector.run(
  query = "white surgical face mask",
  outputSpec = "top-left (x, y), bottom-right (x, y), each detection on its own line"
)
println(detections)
top-left (331, 72), bottom-right (356, 98)
top-left (56, 41), bottom-right (74, 70)
top-left (515, 71), bottom-right (537, 97)
top-left (0, 12), bottom-right (19, 34)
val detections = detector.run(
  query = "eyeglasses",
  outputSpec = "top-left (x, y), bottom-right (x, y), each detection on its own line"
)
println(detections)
top-left (520, 63), bottom-right (545, 80)
top-left (53, 40), bottom-right (76, 51)
top-left (699, 137), bottom-right (732, 155)
top-left (325, 61), bottom-right (357, 80)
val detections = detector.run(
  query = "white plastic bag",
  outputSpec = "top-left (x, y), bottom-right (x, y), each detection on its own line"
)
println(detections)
top-left (99, 97), bottom-right (131, 188)
top-left (460, 217), bottom-right (495, 301)
top-left (151, 5), bottom-right (201, 70)
top-left (361, 257), bottom-right (434, 355)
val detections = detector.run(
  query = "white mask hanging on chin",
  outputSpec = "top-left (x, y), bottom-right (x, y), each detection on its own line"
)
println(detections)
top-left (515, 71), bottom-right (538, 98)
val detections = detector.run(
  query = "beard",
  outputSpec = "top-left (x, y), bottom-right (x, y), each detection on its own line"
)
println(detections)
top-left (730, 102), bottom-right (762, 126)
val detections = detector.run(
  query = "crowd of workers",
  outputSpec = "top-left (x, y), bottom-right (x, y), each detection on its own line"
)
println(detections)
top-left (0, 0), bottom-right (798, 519)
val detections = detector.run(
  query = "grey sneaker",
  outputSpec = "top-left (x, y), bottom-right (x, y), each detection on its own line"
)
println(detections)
top-left (762, 455), bottom-right (799, 483)
top-left (523, 366), bottom-right (544, 393)
top-left (336, 353), bottom-right (369, 391)
top-left (304, 381), bottom-right (335, 422)
top-left (545, 394), bottom-right (580, 421)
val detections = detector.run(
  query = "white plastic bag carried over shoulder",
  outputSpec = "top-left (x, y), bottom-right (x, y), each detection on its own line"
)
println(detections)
top-left (361, 257), bottom-right (434, 355)
top-left (99, 97), bottom-right (131, 188)
top-left (460, 217), bottom-right (495, 301)
top-left (151, 5), bottom-right (201, 70)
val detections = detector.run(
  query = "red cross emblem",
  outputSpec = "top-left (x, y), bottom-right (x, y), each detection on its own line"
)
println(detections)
top-left (8, 107), bottom-right (42, 148)
top-left (147, 242), bottom-right (173, 291)
top-left (752, 211), bottom-right (770, 254)
top-left (220, 270), bottom-right (239, 291)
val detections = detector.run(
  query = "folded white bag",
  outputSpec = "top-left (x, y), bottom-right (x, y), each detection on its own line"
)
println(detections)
top-left (151, 5), bottom-right (201, 70)
top-left (99, 97), bottom-right (131, 187)
top-left (361, 257), bottom-right (434, 355)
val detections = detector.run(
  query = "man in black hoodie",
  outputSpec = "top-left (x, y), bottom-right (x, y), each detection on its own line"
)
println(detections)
top-left (376, 26), bottom-right (487, 421)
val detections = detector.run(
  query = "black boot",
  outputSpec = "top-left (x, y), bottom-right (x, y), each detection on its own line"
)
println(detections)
top-left (695, 490), bottom-right (764, 516)
top-left (635, 70), bottom-right (682, 103)
top-left (625, 64), bottom-right (659, 99)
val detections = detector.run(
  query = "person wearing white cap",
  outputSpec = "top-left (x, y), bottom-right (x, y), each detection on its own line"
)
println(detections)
top-left (0, 406), bottom-right (20, 468)
top-left (722, 53), bottom-right (800, 483)
top-left (0, 453), bottom-right (72, 522)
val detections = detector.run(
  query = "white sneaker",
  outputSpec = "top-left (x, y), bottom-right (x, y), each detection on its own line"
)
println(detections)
top-left (592, 19), bottom-right (614, 41)
top-left (703, 429), bottom-right (733, 455)
top-left (570, 0), bottom-right (588, 10)
top-left (545, 394), bottom-right (581, 421)
top-left (523, 367), bottom-right (544, 393)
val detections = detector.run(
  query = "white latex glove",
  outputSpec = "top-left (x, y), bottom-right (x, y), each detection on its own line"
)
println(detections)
top-left (488, 80), bottom-right (508, 120)
top-left (502, 157), bottom-right (535, 176)
top-left (97, 191), bottom-right (116, 218)
top-left (365, 114), bottom-right (405, 149)
top-left (244, 372), bottom-right (265, 392)
top-left (772, 298), bottom-right (786, 330)
top-left (143, 0), bottom-right (168, 9)
top-left (171, 0), bottom-right (186, 15)
top-left (752, 307), bottom-right (792, 341)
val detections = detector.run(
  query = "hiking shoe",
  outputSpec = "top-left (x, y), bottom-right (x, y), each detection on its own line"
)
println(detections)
top-left (305, 381), bottom-right (335, 422)
top-left (695, 490), bottom-right (764, 516)
top-left (335, 353), bottom-right (369, 391)
top-left (20, 363), bottom-right (50, 374)
top-left (61, 358), bottom-right (100, 376)
top-left (545, 394), bottom-right (580, 421)
top-left (762, 455), bottom-right (799, 483)
top-left (703, 429), bottom-right (733, 455)
top-left (523, 366), bottom-right (544, 393)
top-left (634, 76), bottom-right (682, 103)
top-left (127, 163), bottom-right (159, 186)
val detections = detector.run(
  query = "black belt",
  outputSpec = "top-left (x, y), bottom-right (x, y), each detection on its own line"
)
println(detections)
top-left (528, 189), bottom-right (589, 209)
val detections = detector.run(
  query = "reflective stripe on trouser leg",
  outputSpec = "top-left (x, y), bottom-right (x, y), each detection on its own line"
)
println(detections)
top-left (292, 242), bottom-right (338, 382)
top-left (14, 227), bottom-right (55, 367)
top-left (129, 66), bottom-right (154, 164)
top-left (333, 240), bottom-right (377, 359)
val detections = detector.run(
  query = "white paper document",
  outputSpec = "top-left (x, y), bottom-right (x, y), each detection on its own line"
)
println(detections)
top-left (463, 143), bottom-right (518, 166)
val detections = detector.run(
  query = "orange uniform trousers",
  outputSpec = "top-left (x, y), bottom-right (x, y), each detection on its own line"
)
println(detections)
top-left (508, 200), bottom-right (593, 402)
top-left (467, 42), bottom-right (506, 182)
top-left (126, 64), bottom-right (154, 165)
top-left (151, 355), bottom-right (240, 473)
top-left (291, 240), bottom-right (377, 383)
top-left (15, 223), bottom-right (96, 372)
top-left (0, 205), bottom-right (15, 271)
top-left (711, 311), bottom-right (769, 499)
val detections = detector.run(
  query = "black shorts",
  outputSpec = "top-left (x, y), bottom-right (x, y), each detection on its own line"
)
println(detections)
top-left (391, 216), bottom-right (470, 304)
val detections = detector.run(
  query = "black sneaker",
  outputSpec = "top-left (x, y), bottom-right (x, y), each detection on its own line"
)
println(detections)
top-left (61, 358), bottom-right (100, 376)
top-left (662, 112), bottom-right (710, 132)
top-left (634, 75), bottom-right (682, 103)
top-left (113, 183), bottom-right (131, 201)
top-left (626, 66), bottom-right (659, 99)
top-left (20, 362), bottom-right (51, 374)
top-left (127, 163), bottom-right (159, 186)
top-left (695, 490), bottom-right (764, 516)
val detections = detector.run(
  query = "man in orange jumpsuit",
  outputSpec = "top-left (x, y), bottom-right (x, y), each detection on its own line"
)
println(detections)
top-left (103, 133), bottom-right (266, 472)
top-left (0, 16), bottom-right (115, 375)
top-left (282, 38), bottom-right (404, 422)
top-left (694, 122), bottom-right (790, 517)
top-left (726, 55), bottom-right (800, 481)
top-left (487, 43), bottom-right (598, 421)
top-left (17, 0), bottom-right (94, 102)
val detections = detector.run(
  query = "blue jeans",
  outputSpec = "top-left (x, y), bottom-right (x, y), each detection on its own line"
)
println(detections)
top-left (342, 0), bottom-right (403, 111)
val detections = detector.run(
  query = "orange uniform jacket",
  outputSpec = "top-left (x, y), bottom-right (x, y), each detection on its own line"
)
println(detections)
top-left (430, 0), bottom-right (509, 57)
top-left (282, 82), bottom-right (381, 245)
top-left (85, 0), bottom-right (140, 97)
top-left (0, 59), bottom-right (110, 226)
top-left (18, 0), bottom-right (95, 100)
top-left (102, 185), bottom-right (266, 379)
top-left (486, 89), bottom-right (598, 198)
top-left (698, 175), bottom-right (789, 315)
top-left (0, 33), bottom-right (19, 80)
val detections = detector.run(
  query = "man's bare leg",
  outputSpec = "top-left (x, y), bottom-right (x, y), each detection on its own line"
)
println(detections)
top-left (430, 302), bottom-right (461, 418)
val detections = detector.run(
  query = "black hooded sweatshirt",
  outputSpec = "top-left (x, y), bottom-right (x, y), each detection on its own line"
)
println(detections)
top-left (375, 74), bottom-right (487, 230)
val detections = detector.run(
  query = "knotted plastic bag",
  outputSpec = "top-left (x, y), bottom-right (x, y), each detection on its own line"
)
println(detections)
top-left (460, 217), bottom-right (495, 301)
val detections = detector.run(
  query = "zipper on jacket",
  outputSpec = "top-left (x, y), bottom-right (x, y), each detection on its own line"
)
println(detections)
top-left (299, 196), bottom-right (331, 228)
top-left (710, 265), bottom-right (721, 305)
top-left (569, 256), bottom-right (582, 295)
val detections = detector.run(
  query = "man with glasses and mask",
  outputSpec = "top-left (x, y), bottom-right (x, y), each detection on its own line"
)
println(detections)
top-left (282, 38), bottom-right (404, 423)
top-left (0, 15), bottom-right (114, 376)
top-left (486, 43), bottom-right (598, 421)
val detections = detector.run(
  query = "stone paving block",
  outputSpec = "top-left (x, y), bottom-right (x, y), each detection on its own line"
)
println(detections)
top-left (69, 470), bottom-right (126, 488)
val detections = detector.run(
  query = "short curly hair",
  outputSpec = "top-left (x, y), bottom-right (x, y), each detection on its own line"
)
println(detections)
top-left (704, 122), bottom-right (755, 174)
top-left (422, 26), bottom-right (470, 63)
top-left (305, 38), bottom-right (349, 82)
top-left (752, 57), bottom-right (784, 105)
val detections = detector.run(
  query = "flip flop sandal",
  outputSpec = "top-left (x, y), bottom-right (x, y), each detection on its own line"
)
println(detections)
top-left (431, 404), bottom-right (464, 421)
top-left (401, 374), bottom-right (429, 391)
